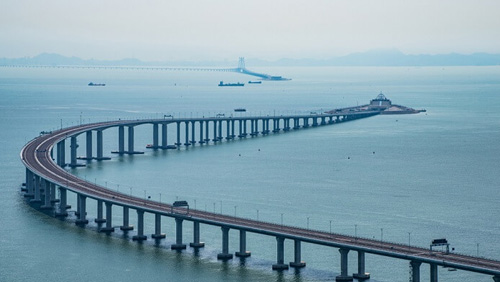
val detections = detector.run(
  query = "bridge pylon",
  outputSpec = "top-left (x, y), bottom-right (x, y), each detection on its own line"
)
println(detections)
top-left (238, 57), bottom-right (245, 69)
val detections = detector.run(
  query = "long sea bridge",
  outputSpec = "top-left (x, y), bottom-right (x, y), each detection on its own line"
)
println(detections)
top-left (21, 111), bottom-right (500, 281)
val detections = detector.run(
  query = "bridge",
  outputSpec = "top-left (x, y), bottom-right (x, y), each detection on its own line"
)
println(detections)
top-left (1, 57), bottom-right (290, 80)
top-left (20, 112), bottom-right (500, 282)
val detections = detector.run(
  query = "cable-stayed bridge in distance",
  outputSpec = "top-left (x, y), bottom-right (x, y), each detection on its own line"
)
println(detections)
top-left (1, 57), bottom-right (291, 81)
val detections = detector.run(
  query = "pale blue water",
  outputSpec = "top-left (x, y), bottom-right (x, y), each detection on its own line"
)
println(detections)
top-left (1, 66), bottom-right (499, 282)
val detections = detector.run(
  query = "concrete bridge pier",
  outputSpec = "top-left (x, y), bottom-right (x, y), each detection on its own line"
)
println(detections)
top-left (40, 179), bottom-right (53, 209)
top-left (254, 119), bottom-right (259, 135)
top-left (24, 169), bottom-right (34, 198)
top-left (175, 122), bottom-right (181, 147)
top-left (217, 226), bottom-right (233, 260)
top-left (312, 117), bottom-right (318, 127)
top-left (336, 248), bottom-right (353, 281)
top-left (410, 261), bottom-right (421, 282)
top-left (430, 263), bottom-right (438, 282)
top-left (204, 121), bottom-right (210, 143)
top-left (243, 120), bottom-right (247, 137)
top-left (132, 209), bottom-right (147, 241)
top-left (191, 121), bottom-right (197, 145)
top-left (218, 120), bottom-right (223, 141)
top-left (250, 120), bottom-right (256, 136)
top-left (95, 199), bottom-right (106, 223)
top-left (117, 126), bottom-right (125, 154)
top-left (230, 120), bottom-right (236, 138)
top-left (183, 122), bottom-right (191, 146)
top-left (171, 217), bottom-right (186, 249)
top-left (189, 221), bottom-right (205, 248)
top-left (238, 120), bottom-right (243, 137)
top-left (29, 175), bottom-right (41, 204)
top-left (225, 120), bottom-right (232, 139)
top-left (199, 121), bottom-right (205, 144)
top-left (50, 182), bottom-right (58, 204)
top-left (75, 194), bottom-right (89, 225)
top-left (95, 130), bottom-right (110, 160)
top-left (120, 207), bottom-right (134, 231)
top-left (272, 236), bottom-right (289, 270)
top-left (321, 116), bottom-right (327, 125)
top-left (56, 140), bottom-right (66, 167)
top-left (293, 118), bottom-right (300, 129)
top-left (152, 123), bottom-right (159, 149)
top-left (151, 213), bottom-right (166, 239)
top-left (265, 119), bottom-right (270, 134)
top-left (55, 187), bottom-right (69, 217)
top-left (212, 120), bottom-right (218, 142)
top-left (86, 131), bottom-right (92, 159)
top-left (161, 124), bottom-right (169, 148)
top-left (69, 136), bottom-right (78, 167)
top-left (125, 126), bottom-right (143, 154)
top-left (303, 118), bottom-right (309, 128)
top-left (235, 229), bottom-right (251, 257)
top-left (329, 116), bottom-right (335, 124)
top-left (283, 119), bottom-right (290, 131)
top-left (289, 239), bottom-right (306, 268)
top-left (100, 202), bottom-right (115, 233)
top-left (352, 251), bottom-right (370, 280)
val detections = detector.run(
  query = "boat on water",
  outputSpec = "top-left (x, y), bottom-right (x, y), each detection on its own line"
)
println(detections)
top-left (218, 81), bottom-right (244, 87)
top-left (88, 82), bottom-right (105, 86)
top-left (234, 108), bottom-right (246, 112)
top-left (248, 81), bottom-right (262, 84)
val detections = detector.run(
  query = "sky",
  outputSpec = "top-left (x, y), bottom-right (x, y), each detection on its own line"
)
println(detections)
top-left (1, 0), bottom-right (500, 61)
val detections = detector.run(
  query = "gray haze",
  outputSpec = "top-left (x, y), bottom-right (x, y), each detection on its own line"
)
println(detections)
top-left (1, 0), bottom-right (500, 61)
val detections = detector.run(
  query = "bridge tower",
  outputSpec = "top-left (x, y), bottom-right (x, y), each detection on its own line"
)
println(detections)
top-left (238, 57), bottom-right (245, 69)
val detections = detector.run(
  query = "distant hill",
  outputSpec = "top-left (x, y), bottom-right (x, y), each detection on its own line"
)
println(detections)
top-left (1, 50), bottom-right (500, 67)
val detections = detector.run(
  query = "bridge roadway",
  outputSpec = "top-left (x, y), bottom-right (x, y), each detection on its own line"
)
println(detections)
top-left (21, 115), bottom-right (500, 282)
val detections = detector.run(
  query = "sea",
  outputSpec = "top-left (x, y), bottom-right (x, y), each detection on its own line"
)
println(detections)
top-left (0, 65), bottom-right (499, 282)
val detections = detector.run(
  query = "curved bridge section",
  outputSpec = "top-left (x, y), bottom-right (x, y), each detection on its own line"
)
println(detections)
top-left (20, 112), bottom-right (500, 282)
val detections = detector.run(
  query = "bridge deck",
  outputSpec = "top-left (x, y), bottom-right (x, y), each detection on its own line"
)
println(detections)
top-left (21, 116), bottom-right (500, 277)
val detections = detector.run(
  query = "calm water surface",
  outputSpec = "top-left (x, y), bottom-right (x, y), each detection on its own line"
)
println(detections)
top-left (0, 66), bottom-right (499, 281)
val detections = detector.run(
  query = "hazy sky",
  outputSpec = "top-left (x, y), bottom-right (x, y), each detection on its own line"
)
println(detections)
top-left (1, 0), bottom-right (500, 61)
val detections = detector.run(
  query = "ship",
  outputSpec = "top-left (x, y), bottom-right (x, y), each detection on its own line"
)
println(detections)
top-left (248, 81), bottom-right (262, 84)
top-left (234, 108), bottom-right (246, 112)
top-left (218, 81), bottom-right (244, 87)
top-left (88, 82), bottom-right (105, 86)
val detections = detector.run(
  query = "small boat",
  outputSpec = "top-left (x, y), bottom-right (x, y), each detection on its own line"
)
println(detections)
top-left (218, 81), bottom-right (244, 87)
top-left (88, 82), bottom-right (105, 86)
top-left (248, 81), bottom-right (262, 84)
top-left (234, 108), bottom-right (246, 112)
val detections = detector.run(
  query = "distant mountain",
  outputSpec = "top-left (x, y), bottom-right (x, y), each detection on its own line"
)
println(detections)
top-left (1, 50), bottom-right (500, 67)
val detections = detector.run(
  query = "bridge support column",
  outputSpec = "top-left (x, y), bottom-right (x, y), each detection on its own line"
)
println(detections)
top-left (152, 213), bottom-right (166, 239)
top-left (128, 126), bottom-right (135, 152)
top-left (410, 261), bottom-right (421, 282)
top-left (272, 236), bottom-right (288, 270)
top-left (40, 179), bottom-right (52, 209)
top-left (100, 202), bottom-right (115, 233)
top-left (217, 226), bottom-right (233, 260)
top-left (120, 207), bottom-right (134, 231)
top-left (191, 121), bottom-right (196, 145)
top-left (152, 123), bottom-right (159, 149)
top-left (183, 122), bottom-right (190, 146)
top-left (243, 120), bottom-right (247, 137)
top-left (218, 119), bottom-right (223, 140)
top-left (95, 130), bottom-right (109, 160)
top-left (238, 120), bottom-right (243, 137)
top-left (118, 125), bottom-right (125, 153)
top-left (303, 118), bottom-right (309, 128)
top-left (225, 120), bottom-right (231, 139)
top-left (250, 120), bottom-right (255, 136)
top-left (204, 120), bottom-right (210, 143)
top-left (212, 120), bottom-right (219, 142)
top-left (255, 119), bottom-right (259, 135)
top-left (321, 117), bottom-right (326, 125)
top-left (57, 140), bottom-right (66, 166)
top-left (95, 200), bottom-right (106, 223)
top-left (24, 169), bottom-right (34, 197)
top-left (231, 120), bottom-right (235, 138)
top-left (353, 251), bottom-right (370, 280)
top-left (430, 263), bottom-right (438, 282)
top-left (289, 239), bottom-right (306, 268)
top-left (161, 123), bottom-right (169, 148)
top-left (175, 122), bottom-right (181, 147)
top-left (189, 221), bottom-right (205, 248)
top-left (172, 217), bottom-right (186, 249)
top-left (265, 119), bottom-right (270, 134)
top-left (199, 121), bottom-right (205, 144)
top-left (55, 187), bottom-right (69, 217)
top-left (69, 136), bottom-right (78, 167)
top-left (75, 194), bottom-right (89, 225)
top-left (86, 131), bottom-right (92, 159)
top-left (132, 209), bottom-right (147, 241)
top-left (235, 229), bottom-right (251, 257)
top-left (336, 248), bottom-right (353, 281)
top-left (30, 175), bottom-right (42, 204)
top-left (50, 182), bottom-right (58, 204)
